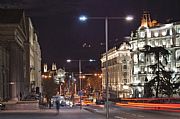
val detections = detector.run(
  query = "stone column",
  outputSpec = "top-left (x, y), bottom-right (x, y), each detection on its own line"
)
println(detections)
top-left (9, 43), bottom-right (18, 101)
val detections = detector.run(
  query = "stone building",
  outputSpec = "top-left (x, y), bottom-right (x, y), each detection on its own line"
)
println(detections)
top-left (129, 12), bottom-right (180, 97)
top-left (0, 9), bottom-right (41, 101)
top-left (101, 42), bottom-right (132, 98)
top-left (25, 18), bottom-right (42, 94)
top-left (101, 12), bottom-right (180, 99)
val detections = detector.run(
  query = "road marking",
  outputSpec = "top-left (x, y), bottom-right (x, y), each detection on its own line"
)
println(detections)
top-left (137, 115), bottom-right (144, 118)
top-left (114, 116), bottom-right (127, 119)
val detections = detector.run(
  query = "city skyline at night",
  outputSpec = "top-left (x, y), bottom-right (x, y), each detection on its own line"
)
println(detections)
top-left (1, 0), bottom-right (180, 69)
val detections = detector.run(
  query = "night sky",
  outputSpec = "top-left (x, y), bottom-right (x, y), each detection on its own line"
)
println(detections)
top-left (0, 0), bottom-right (180, 72)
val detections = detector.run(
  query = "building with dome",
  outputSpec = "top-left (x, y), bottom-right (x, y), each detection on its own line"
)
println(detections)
top-left (101, 12), bottom-right (180, 99)
top-left (130, 12), bottom-right (180, 98)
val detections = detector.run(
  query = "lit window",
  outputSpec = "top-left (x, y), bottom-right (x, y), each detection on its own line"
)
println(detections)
top-left (154, 32), bottom-right (159, 37)
top-left (139, 53), bottom-right (144, 62)
top-left (133, 42), bottom-right (137, 50)
top-left (147, 31), bottom-right (151, 38)
top-left (138, 42), bottom-right (145, 48)
top-left (162, 30), bottom-right (167, 36)
top-left (155, 40), bottom-right (159, 46)
top-left (140, 66), bottom-right (145, 73)
top-left (165, 39), bottom-right (172, 47)
top-left (178, 28), bottom-right (180, 33)
top-left (170, 29), bottom-right (173, 35)
top-left (176, 50), bottom-right (180, 61)
top-left (176, 37), bottom-right (180, 46)
top-left (133, 54), bottom-right (138, 64)
top-left (162, 39), bottom-right (166, 46)
top-left (139, 31), bottom-right (145, 38)
top-left (151, 55), bottom-right (155, 64)
top-left (134, 66), bottom-right (139, 74)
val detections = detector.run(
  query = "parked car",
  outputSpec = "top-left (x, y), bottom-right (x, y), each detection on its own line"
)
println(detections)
top-left (23, 94), bottom-right (39, 101)
top-left (96, 99), bottom-right (105, 105)
top-left (0, 103), bottom-right (5, 110)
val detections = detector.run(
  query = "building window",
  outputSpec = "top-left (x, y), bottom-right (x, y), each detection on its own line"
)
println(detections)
top-left (140, 66), bottom-right (145, 73)
top-left (138, 42), bottom-right (145, 48)
top-left (154, 31), bottom-right (159, 37)
top-left (123, 65), bottom-right (127, 70)
top-left (166, 38), bottom-right (173, 47)
top-left (134, 66), bottom-right (139, 74)
top-left (139, 53), bottom-right (144, 62)
top-left (170, 29), bottom-right (173, 35)
top-left (147, 31), bottom-right (151, 38)
top-left (123, 72), bottom-right (127, 78)
top-left (151, 55), bottom-right (155, 64)
top-left (133, 54), bottom-right (138, 64)
top-left (176, 37), bottom-right (180, 46)
top-left (178, 28), bottom-right (180, 34)
top-left (133, 42), bottom-right (137, 50)
top-left (123, 79), bottom-right (127, 84)
top-left (162, 30), bottom-right (167, 36)
top-left (139, 31), bottom-right (145, 38)
top-left (155, 39), bottom-right (159, 46)
top-left (162, 39), bottom-right (166, 46)
top-left (176, 50), bottom-right (180, 61)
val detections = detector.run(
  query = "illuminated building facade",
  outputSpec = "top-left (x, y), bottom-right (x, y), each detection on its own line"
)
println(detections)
top-left (101, 12), bottom-right (180, 99)
top-left (0, 9), bottom-right (41, 101)
top-left (101, 42), bottom-right (132, 98)
top-left (25, 18), bottom-right (42, 94)
top-left (130, 12), bottom-right (180, 97)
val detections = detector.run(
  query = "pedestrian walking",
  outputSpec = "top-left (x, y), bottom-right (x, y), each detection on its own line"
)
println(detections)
top-left (55, 99), bottom-right (60, 114)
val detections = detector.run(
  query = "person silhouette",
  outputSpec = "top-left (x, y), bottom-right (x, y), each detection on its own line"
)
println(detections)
top-left (55, 99), bottom-right (60, 114)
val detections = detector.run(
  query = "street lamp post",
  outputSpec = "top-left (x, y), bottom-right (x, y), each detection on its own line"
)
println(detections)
top-left (79, 15), bottom-right (133, 119)
top-left (66, 59), bottom-right (95, 109)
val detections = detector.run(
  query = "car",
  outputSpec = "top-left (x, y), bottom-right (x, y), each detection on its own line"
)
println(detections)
top-left (0, 103), bottom-right (5, 110)
top-left (82, 99), bottom-right (93, 106)
top-left (96, 99), bottom-right (105, 105)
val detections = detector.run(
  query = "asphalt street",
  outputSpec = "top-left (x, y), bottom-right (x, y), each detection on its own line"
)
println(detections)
top-left (0, 107), bottom-right (105, 119)
top-left (85, 105), bottom-right (180, 119)
top-left (0, 106), bottom-right (180, 119)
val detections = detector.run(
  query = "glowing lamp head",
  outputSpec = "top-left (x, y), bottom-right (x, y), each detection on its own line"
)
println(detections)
top-left (125, 16), bottom-right (133, 21)
top-left (66, 59), bottom-right (71, 63)
top-left (89, 59), bottom-right (95, 62)
top-left (79, 15), bottom-right (88, 21)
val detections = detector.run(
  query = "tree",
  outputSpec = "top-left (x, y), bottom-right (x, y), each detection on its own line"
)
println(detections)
top-left (141, 45), bottom-right (174, 97)
top-left (42, 77), bottom-right (58, 101)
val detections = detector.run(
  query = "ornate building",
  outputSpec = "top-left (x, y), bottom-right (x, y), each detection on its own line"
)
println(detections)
top-left (130, 12), bottom-right (180, 97)
top-left (101, 42), bottom-right (132, 98)
top-left (0, 9), bottom-right (41, 101)
top-left (101, 12), bottom-right (180, 99)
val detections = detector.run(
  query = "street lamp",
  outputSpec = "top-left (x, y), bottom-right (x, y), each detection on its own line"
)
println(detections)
top-left (79, 15), bottom-right (133, 119)
top-left (66, 59), bottom-right (95, 109)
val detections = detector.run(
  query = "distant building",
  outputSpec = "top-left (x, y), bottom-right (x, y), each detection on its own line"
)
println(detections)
top-left (0, 8), bottom-right (41, 101)
top-left (101, 42), bottom-right (132, 98)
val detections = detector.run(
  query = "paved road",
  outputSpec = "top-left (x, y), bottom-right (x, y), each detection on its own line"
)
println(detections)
top-left (0, 106), bottom-right (180, 119)
top-left (85, 105), bottom-right (180, 119)
top-left (0, 107), bottom-right (105, 119)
